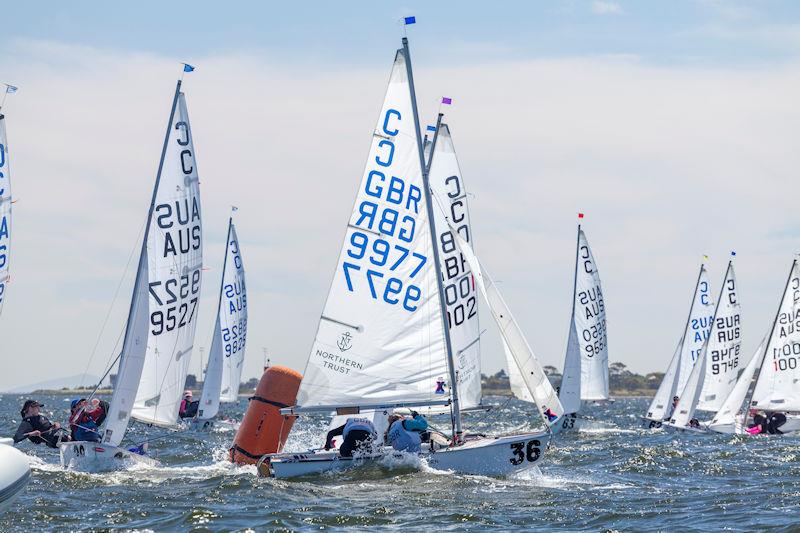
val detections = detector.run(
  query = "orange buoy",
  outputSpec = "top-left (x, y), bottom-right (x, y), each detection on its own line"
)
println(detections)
top-left (229, 365), bottom-right (302, 466)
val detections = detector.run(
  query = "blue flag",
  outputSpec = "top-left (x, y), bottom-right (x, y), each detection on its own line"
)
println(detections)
top-left (183, 63), bottom-right (195, 73)
top-left (404, 16), bottom-right (416, 25)
top-left (426, 125), bottom-right (436, 132)
top-left (731, 251), bottom-right (737, 256)
top-left (5, 85), bottom-right (17, 94)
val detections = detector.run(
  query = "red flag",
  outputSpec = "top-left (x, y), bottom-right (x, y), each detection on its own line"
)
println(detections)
top-left (578, 213), bottom-right (584, 219)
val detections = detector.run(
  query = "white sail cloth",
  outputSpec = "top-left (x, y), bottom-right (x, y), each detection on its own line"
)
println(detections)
top-left (559, 228), bottom-right (608, 414)
top-left (295, 48), bottom-right (449, 410)
top-left (0, 114), bottom-right (11, 315)
top-left (199, 221), bottom-right (247, 419)
top-left (427, 123), bottom-right (482, 410)
top-left (130, 92), bottom-right (204, 427)
top-left (671, 261), bottom-right (741, 426)
top-left (750, 260), bottom-right (800, 411)
top-left (708, 337), bottom-right (765, 431)
top-left (645, 264), bottom-right (714, 421)
top-left (452, 230), bottom-right (564, 427)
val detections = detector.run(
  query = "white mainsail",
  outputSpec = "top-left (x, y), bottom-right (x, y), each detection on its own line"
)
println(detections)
top-left (199, 219), bottom-right (247, 419)
top-left (670, 260), bottom-right (741, 426)
top-left (645, 263), bottom-right (714, 422)
top-left (130, 91), bottom-right (203, 427)
top-left (294, 47), bottom-right (449, 411)
top-left (559, 227), bottom-right (608, 414)
top-left (749, 260), bottom-right (800, 412)
top-left (427, 122), bottom-right (482, 409)
top-left (0, 113), bottom-right (11, 316)
top-left (708, 336), bottom-right (766, 431)
top-left (452, 229), bottom-right (564, 426)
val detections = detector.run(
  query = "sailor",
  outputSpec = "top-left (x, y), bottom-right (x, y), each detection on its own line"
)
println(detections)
top-left (688, 418), bottom-right (701, 429)
top-left (69, 398), bottom-right (109, 442)
top-left (767, 411), bottom-right (787, 434)
top-left (13, 400), bottom-right (70, 448)
top-left (666, 396), bottom-right (680, 418)
top-left (386, 411), bottom-right (429, 453)
top-left (324, 417), bottom-right (377, 457)
top-left (746, 409), bottom-right (768, 435)
top-left (179, 390), bottom-right (200, 419)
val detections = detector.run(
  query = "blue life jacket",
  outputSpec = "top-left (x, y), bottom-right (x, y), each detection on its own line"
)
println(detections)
top-left (343, 418), bottom-right (376, 439)
top-left (387, 415), bottom-right (427, 453)
top-left (74, 420), bottom-right (100, 442)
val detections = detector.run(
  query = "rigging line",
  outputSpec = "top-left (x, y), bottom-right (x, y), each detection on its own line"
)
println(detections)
top-left (79, 213), bottom-right (148, 390)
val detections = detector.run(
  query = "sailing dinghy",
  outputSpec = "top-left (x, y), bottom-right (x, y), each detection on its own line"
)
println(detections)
top-left (61, 78), bottom-right (203, 469)
top-left (554, 222), bottom-right (609, 432)
top-left (708, 259), bottom-right (800, 435)
top-left (191, 215), bottom-right (247, 430)
top-left (642, 262), bottom-right (714, 428)
top-left (266, 38), bottom-right (562, 479)
top-left (666, 257), bottom-right (742, 433)
top-left (0, 444), bottom-right (29, 512)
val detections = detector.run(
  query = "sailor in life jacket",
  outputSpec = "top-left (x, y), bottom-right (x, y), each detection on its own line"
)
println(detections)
top-left (69, 398), bottom-right (109, 442)
top-left (386, 411), bottom-right (429, 453)
top-left (324, 417), bottom-right (377, 457)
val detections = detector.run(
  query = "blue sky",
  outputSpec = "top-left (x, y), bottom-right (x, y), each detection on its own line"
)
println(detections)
top-left (2, 1), bottom-right (800, 390)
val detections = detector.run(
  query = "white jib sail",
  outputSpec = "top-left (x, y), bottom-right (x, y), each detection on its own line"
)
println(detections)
top-left (0, 114), bottom-right (11, 315)
top-left (452, 230), bottom-right (564, 426)
top-left (427, 123), bottom-right (481, 409)
top-left (644, 340), bottom-right (681, 421)
top-left (199, 220), bottom-right (247, 419)
top-left (671, 261), bottom-right (741, 425)
top-left (674, 265), bottom-right (714, 397)
top-left (504, 338), bottom-right (535, 403)
top-left (294, 48), bottom-right (449, 411)
top-left (709, 336), bottom-right (766, 430)
top-left (559, 227), bottom-right (608, 413)
top-left (131, 90), bottom-right (203, 427)
top-left (750, 260), bottom-right (800, 412)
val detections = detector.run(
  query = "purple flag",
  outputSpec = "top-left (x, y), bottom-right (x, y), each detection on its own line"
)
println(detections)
top-left (441, 97), bottom-right (452, 105)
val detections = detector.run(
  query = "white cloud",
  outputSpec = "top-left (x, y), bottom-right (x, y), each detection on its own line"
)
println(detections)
top-left (1, 39), bottom-right (799, 391)
top-left (591, 1), bottom-right (623, 15)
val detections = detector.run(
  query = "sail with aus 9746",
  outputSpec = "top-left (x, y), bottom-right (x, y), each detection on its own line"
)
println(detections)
top-left (293, 48), bottom-right (449, 412)
top-left (198, 219), bottom-right (247, 420)
top-left (130, 91), bottom-right (204, 428)
top-left (0, 113), bottom-right (11, 317)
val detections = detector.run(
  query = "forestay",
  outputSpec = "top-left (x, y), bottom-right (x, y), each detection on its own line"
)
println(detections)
top-left (199, 219), bottom-right (247, 419)
top-left (559, 227), bottom-right (608, 414)
top-left (750, 260), bottom-right (800, 412)
top-left (427, 122), bottom-right (481, 409)
top-left (671, 261), bottom-right (741, 426)
top-left (453, 230), bottom-right (564, 427)
top-left (131, 90), bottom-right (203, 427)
top-left (294, 48), bottom-right (449, 411)
top-left (0, 114), bottom-right (11, 316)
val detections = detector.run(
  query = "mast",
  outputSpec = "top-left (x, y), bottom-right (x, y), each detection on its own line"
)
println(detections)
top-left (402, 37), bottom-right (463, 442)
top-left (742, 259), bottom-right (797, 427)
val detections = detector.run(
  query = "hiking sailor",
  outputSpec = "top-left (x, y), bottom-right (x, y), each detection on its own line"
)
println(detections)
top-left (13, 400), bottom-right (71, 448)
top-left (386, 411), bottom-right (429, 453)
top-left (323, 417), bottom-right (377, 458)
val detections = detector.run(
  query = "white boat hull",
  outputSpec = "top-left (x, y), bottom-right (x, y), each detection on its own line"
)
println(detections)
top-left (708, 415), bottom-right (800, 436)
top-left (551, 413), bottom-right (582, 434)
top-left (60, 441), bottom-right (159, 471)
top-left (0, 445), bottom-right (30, 512)
top-left (269, 432), bottom-right (550, 479)
top-left (641, 417), bottom-right (666, 429)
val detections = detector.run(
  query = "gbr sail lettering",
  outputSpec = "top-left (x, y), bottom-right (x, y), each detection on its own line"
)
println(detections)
top-left (771, 274), bottom-right (800, 373)
top-left (222, 236), bottom-right (247, 357)
top-left (148, 119), bottom-right (202, 336)
top-left (0, 140), bottom-right (8, 306)
top-left (710, 277), bottom-right (740, 375)
top-left (342, 108), bottom-right (427, 312)
top-left (577, 243), bottom-right (606, 358)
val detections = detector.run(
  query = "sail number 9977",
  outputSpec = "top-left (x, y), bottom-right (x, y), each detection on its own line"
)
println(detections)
top-left (342, 230), bottom-right (426, 312)
top-left (509, 440), bottom-right (541, 465)
top-left (149, 269), bottom-right (201, 335)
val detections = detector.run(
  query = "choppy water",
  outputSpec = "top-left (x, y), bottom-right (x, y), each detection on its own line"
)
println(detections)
top-left (1, 394), bottom-right (799, 531)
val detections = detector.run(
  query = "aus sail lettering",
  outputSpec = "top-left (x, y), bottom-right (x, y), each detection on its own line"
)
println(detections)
top-left (342, 107), bottom-right (428, 313)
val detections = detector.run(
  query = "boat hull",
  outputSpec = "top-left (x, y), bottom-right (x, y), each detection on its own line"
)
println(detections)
top-left (551, 413), bottom-right (581, 434)
top-left (0, 445), bottom-right (30, 512)
top-left (269, 432), bottom-right (550, 479)
top-left (641, 417), bottom-right (666, 429)
top-left (708, 415), bottom-right (800, 436)
top-left (60, 441), bottom-right (159, 471)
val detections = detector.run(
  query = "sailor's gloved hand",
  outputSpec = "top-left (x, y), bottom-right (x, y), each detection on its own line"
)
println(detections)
top-left (410, 411), bottom-right (419, 418)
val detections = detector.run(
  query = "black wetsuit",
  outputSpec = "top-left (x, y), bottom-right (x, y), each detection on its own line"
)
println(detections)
top-left (13, 415), bottom-right (70, 448)
top-left (324, 419), bottom-right (377, 458)
top-left (179, 400), bottom-right (200, 419)
top-left (767, 413), bottom-right (787, 434)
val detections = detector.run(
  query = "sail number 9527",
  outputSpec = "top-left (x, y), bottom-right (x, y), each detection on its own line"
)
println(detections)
top-left (148, 269), bottom-right (201, 335)
top-left (509, 440), bottom-right (541, 465)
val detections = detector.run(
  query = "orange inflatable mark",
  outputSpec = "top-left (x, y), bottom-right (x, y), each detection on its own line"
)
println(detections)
top-left (229, 365), bottom-right (302, 466)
